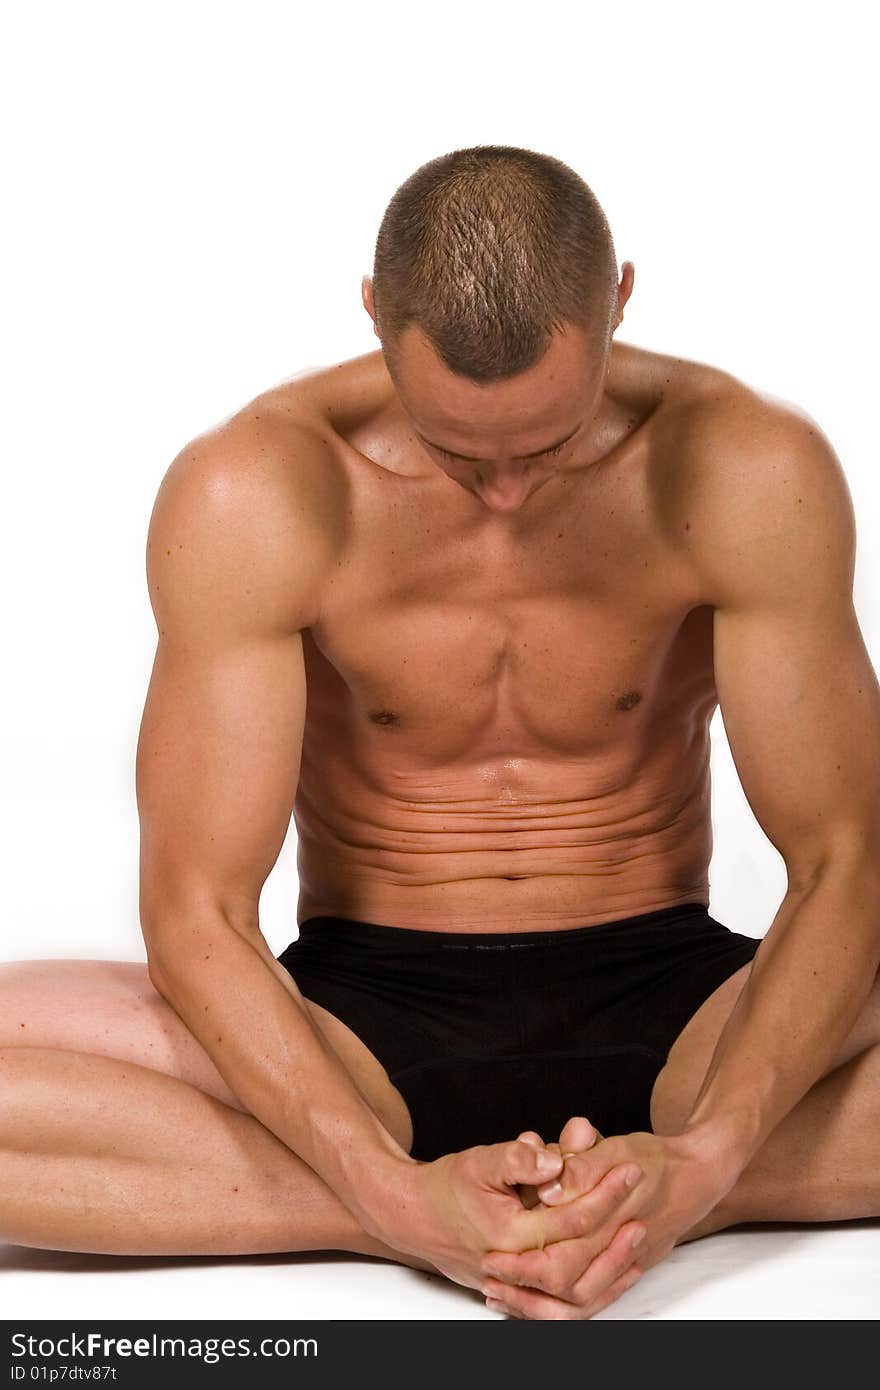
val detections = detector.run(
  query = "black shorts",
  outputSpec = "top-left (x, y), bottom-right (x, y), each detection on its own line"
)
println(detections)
top-left (276, 902), bottom-right (761, 1162)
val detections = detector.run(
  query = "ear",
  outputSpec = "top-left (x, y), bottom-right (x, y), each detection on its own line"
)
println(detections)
top-left (616, 261), bottom-right (635, 326)
top-left (361, 275), bottom-right (380, 337)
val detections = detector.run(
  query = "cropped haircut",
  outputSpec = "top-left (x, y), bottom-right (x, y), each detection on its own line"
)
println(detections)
top-left (371, 145), bottom-right (618, 384)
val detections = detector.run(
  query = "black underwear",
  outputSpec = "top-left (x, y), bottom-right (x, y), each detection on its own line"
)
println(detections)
top-left (276, 902), bottom-right (761, 1162)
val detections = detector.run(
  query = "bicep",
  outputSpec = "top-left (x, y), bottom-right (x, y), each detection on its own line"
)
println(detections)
top-left (136, 432), bottom-right (334, 932)
top-left (136, 626), bottom-right (307, 929)
top-left (693, 399), bottom-right (880, 883)
top-left (713, 588), bottom-right (880, 882)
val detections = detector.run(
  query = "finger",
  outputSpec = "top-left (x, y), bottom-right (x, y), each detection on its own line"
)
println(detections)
top-left (537, 1140), bottom-right (639, 1205)
top-left (487, 1165), bottom-right (642, 1292)
top-left (538, 1157), bottom-right (642, 1207)
top-left (482, 1226), bottom-right (644, 1319)
top-left (578, 1261), bottom-right (644, 1318)
top-left (516, 1131), bottom-right (546, 1150)
top-left (483, 1283), bottom-right (573, 1319)
top-left (515, 1135), bottom-right (558, 1209)
top-left (558, 1115), bottom-right (600, 1154)
top-left (482, 1242), bottom-right (575, 1299)
top-left (485, 1298), bottom-right (519, 1318)
top-left (498, 1137), bottom-right (562, 1191)
top-left (568, 1220), bottom-right (647, 1310)
top-left (484, 1260), bottom-right (644, 1321)
top-left (526, 1163), bottom-right (642, 1247)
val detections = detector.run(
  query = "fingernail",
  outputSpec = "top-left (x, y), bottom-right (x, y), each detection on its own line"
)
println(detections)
top-left (486, 1299), bottom-right (508, 1314)
top-left (482, 1265), bottom-right (501, 1278)
top-left (538, 1181), bottom-right (563, 1201)
top-left (536, 1150), bottom-right (561, 1173)
top-left (625, 1166), bottom-right (642, 1188)
top-left (631, 1228), bottom-right (646, 1248)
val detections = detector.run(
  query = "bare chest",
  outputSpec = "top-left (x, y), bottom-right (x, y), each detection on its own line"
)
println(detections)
top-left (303, 456), bottom-right (715, 775)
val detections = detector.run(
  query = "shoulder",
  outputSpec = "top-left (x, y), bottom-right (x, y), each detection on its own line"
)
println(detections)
top-left (146, 405), bottom-right (350, 639)
top-left (658, 370), bottom-right (856, 609)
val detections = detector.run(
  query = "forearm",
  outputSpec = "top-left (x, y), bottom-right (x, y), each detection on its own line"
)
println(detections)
top-left (681, 855), bottom-right (880, 1178)
top-left (144, 904), bottom-right (417, 1238)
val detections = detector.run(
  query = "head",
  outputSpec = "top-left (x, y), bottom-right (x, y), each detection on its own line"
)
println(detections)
top-left (362, 144), bottom-right (634, 512)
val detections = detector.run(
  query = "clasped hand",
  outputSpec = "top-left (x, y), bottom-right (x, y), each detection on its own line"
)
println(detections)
top-left (392, 1115), bottom-right (731, 1319)
top-left (479, 1116), bottom-right (731, 1318)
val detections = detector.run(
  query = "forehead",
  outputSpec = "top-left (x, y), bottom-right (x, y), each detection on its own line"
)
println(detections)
top-left (390, 322), bottom-right (600, 437)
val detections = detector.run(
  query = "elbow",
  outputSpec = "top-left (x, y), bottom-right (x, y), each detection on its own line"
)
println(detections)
top-left (139, 891), bottom-right (258, 996)
top-left (139, 899), bottom-right (186, 997)
top-left (141, 924), bottom-right (175, 999)
top-left (142, 928), bottom-right (198, 1012)
top-left (787, 823), bottom-right (880, 894)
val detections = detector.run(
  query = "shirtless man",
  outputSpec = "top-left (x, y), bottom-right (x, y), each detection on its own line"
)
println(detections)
top-left (3, 146), bottom-right (880, 1321)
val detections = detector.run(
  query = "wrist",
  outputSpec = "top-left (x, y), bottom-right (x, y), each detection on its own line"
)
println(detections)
top-left (345, 1147), bottom-right (426, 1249)
top-left (674, 1121), bottom-right (750, 1194)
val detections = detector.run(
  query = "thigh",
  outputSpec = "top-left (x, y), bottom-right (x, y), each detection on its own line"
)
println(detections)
top-left (0, 958), bottom-right (413, 1150)
top-left (0, 1045), bottom-right (353, 1255)
top-left (650, 953), bottom-right (880, 1135)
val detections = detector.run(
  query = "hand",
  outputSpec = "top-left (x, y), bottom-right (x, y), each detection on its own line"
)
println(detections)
top-left (479, 1119), bottom-right (733, 1318)
top-left (380, 1132), bottom-right (646, 1294)
top-left (512, 1116), bottom-right (605, 1210)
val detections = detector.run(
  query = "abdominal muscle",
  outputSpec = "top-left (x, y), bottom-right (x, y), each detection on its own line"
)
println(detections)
top-left (293, 713), bottom-right (714, 933)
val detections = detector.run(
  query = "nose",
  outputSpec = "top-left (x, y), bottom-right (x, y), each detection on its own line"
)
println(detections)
top-left (474, 471), bottom-right (534, 512)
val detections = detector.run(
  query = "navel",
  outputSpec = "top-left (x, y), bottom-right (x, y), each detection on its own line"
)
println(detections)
top-left (369, 709), bottom-right (401, 727)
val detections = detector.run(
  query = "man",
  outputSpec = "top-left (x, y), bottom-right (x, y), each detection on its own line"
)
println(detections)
top-left (2, 144), bottom-right (879, 1321)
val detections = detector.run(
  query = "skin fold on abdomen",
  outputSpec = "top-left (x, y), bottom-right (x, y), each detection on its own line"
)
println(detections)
top-left (293, 722), bottom-right (714, 932)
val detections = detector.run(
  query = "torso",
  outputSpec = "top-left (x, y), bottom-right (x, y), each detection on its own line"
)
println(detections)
top-left (241, 340), bottom-right (737, 931)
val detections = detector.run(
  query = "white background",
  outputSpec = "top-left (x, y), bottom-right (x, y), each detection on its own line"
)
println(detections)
top-left (1, 0), bottom-right (877, 1320)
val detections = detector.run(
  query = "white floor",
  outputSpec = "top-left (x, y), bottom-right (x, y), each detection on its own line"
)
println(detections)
top-left (3, 1221), bottom-right (878, 1321)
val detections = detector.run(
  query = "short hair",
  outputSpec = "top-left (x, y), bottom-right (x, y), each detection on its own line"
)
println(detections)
top-left (371, 144), bottom-right (618, 384)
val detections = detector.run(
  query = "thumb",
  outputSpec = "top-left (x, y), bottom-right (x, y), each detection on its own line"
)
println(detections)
top-left (558, 1115), bottom-right (603, 1155)
top-left (498, 1137), bottom-right (563, 1190)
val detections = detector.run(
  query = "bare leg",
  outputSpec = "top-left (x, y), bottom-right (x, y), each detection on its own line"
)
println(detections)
top-left (7, 1013), bottom-right (878, 1266)
top-left (674, 1044), bottom-right (880, 1242)
top-left (0, 1045), bottom-right (432, 1270)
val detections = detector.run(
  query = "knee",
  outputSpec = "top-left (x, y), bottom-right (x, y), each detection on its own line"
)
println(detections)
top-left (0, 960), bottom-right (89, 1052)
top-left (0, 958), bottom-right (153, 1054)
top-left (0, 960), bottom-right (47, 1047)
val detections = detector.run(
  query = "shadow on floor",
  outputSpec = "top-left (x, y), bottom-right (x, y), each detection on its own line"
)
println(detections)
top-left (0, 1244), bottom-right (393, 1276)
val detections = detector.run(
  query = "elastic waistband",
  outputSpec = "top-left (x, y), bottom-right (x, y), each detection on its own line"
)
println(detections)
top-left (295, 901), bottom-right (709, 951)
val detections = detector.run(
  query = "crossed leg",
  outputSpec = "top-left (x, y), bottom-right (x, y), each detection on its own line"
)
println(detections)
top-left (2, 954), bottom-right (879, 1268)
top-left (0, 959), bottom-right (421, 1263)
